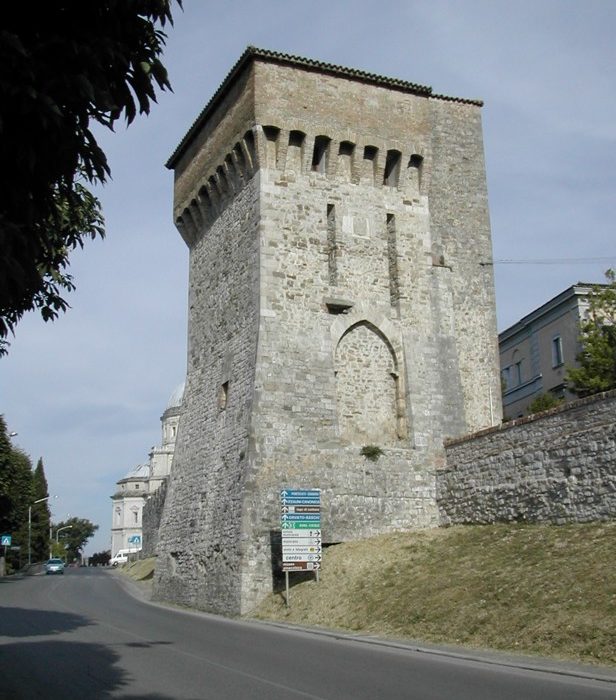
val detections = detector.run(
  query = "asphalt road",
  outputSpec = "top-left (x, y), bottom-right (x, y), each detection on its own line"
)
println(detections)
top-left (0, 566), bottom-right (614, 699)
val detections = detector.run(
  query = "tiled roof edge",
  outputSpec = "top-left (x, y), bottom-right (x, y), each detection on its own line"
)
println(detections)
top-left (431, 92), bottom-right (483, 107)
top-left (166, 47), bottom-right (482, 169)
top-left (246, 46), bottom-right (433, 94)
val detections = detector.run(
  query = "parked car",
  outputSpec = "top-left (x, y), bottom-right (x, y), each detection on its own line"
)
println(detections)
top-left (110, 548), bottom-right (141, 567)
top-left (45, 558), bottom-right (65, 575)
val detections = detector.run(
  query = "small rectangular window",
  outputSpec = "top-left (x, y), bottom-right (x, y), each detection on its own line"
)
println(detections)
top-left (218, 381), bottom-right (229, 410)
top-left (552, 336), bottom-right (563, 367)
top-left (501, 367), bottom-right (510, 391)
top-left (514, 361), bottom-right (522, 385)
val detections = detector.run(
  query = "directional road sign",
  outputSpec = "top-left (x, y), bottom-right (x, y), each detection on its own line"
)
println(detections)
top-left (282, 560), bottom-right (320, 572)
top-left (280, 489), bottom-right (322, 572)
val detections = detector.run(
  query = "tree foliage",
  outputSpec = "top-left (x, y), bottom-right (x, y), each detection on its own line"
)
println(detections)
top-left (90, 550), bottom-right (111, 566)
top-left (0, 416), bottom-right (33, 538)
top-left (55, 516), bottom-right (98, 562)
top-left (31, 458), bottom-right (51, 561)
top-left (566, 270), bottom-right (616, 397)
top-left (527, 392), bottom-right (563, 415)
top-left (0, 417), bottom-right (35, 570)
top-left (0, 1), bottom-right (181, 352)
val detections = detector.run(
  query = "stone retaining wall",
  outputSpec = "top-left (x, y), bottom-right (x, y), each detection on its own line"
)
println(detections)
top-left (438, 390), bottom-right (616, 524)
top-left (141, 480), bottom-right (167, 557)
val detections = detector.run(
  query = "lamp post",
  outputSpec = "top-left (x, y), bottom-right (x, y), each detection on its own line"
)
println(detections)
top-left (55, 525), bottom-right (73, 544)
top-left (28, 495), bottom-right (56, 566)
top-left (55, 526), bottom-right (73, 561)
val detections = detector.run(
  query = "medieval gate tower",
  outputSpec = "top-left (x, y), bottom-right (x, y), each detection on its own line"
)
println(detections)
top-left (154, 48), bottom-right (501, 615)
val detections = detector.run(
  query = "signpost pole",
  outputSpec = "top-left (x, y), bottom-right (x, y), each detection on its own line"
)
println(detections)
top-left (285, 571), bottom-right (290, 607)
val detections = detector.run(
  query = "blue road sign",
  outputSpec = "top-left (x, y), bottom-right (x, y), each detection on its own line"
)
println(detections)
top-left (1, 534), bottom-right (11, 546)
top-left (280, 489), bottom-right (321, 499)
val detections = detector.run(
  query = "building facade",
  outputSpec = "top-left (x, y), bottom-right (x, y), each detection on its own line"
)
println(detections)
top-left (154, 48), bottom-right (501, 615)
top-left (499, 283), bottom-right (598, 419)
top-left (110, 463), bottom-right (149, 557)
top-left (110, 384), bottom-right (183, 557)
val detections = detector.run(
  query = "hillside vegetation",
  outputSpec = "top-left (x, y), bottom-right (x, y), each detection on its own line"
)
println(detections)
top-left (252, 522), bottom-right (616, 667)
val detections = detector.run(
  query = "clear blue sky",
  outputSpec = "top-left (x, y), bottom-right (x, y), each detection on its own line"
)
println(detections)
top-left (2, 0), bottom-right (615, 555)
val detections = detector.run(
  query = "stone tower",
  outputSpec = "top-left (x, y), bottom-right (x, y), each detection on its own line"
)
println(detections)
top-left (154, 48), bottom-right (501, 615)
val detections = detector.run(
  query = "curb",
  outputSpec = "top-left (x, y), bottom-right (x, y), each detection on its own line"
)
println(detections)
top-left (112, 569), bottom-right (616, 685)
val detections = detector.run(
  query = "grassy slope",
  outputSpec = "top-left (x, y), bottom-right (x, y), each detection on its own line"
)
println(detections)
top-left (252, 523), bottom-right (616, 667)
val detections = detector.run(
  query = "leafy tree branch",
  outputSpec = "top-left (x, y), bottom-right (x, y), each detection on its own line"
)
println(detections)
top-left (0, 1), bottom-right (182, 353)
top-left (566, 270), bottom-right (616, 397)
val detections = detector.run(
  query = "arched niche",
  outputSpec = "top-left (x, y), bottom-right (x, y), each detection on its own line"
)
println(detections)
top-left (333, 320), bottom-right (405, 444)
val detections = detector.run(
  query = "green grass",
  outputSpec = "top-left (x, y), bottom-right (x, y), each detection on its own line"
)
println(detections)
top-left (252, 523), bottom-right (616, 667)
top-left (123, 557), bottom-right (155, 581)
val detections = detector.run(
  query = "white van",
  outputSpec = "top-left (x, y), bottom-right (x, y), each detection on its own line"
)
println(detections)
top-left (110, 548), bottom-right (141, 567)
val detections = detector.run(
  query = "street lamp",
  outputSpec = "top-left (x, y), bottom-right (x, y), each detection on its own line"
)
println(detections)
top-left (55, 525), bottom-right (73, 544)
top-left (49, 525), bottom-right (73, 559)
top-left (55, 526), bottom-right (73, 561)
top-left (28, 496), bottom-right (56, 566)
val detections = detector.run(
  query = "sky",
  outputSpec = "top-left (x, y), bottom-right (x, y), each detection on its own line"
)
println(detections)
top-left (2, 0), bottom-right (615, 555)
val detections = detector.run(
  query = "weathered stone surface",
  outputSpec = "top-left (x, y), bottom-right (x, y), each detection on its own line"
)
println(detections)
top-left (439, 390), bottom-right (616, 524)
top-left (154, 49), bottom-right (501, 615)
top-left (141, 480), bottom-right (167, 557)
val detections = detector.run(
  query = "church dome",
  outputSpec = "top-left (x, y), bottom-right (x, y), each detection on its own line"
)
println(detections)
top-left (121, 463), bottom-right (149, 481)
top-left (166, 382), bottom-right (185, 410)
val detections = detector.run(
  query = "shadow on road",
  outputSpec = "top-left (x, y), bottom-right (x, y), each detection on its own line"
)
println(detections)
top-left (0, 638), bottom-right (201, 699)
top-left (0, 605), bottom-right (89, 638)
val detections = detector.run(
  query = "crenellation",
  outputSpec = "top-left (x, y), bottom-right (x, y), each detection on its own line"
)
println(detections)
top-left (178, 121), bottom-right (433, 234)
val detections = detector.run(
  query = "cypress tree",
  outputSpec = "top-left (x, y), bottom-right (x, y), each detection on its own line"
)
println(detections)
top-left (31, 458), bottom-right (51, 562)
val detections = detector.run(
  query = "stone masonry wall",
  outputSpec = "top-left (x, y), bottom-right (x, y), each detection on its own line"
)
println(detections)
top-left (157, 51), bottom-right (502, 616)
top-left (438, 390), bottom-right (616, 524)
top-left (236, 60), bottom-right (500, 612)
top-left (153, 176), bottom-right (260, 615)
top-left (429, 99), bottom-right (501, 432)
top-left (141, 479), bottom-right (167, 557)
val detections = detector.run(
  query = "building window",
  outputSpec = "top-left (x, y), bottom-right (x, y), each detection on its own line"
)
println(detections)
top-left (552, 336), bottom-right (564, 367)
top-left (501, 367), bottom-right (510, 392)
top-left (511, 350), bottom-right (523, 386)
top-left (514, 361), bottom-right (522, 385)
top-left (218, 381), bottom-right (229, 410)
